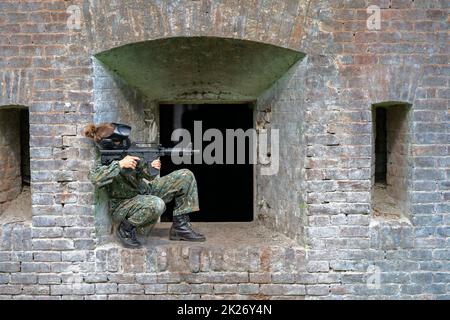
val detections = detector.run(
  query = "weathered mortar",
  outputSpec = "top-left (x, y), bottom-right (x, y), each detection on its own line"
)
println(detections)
top-left (0, 0), bottom-right (448, 299)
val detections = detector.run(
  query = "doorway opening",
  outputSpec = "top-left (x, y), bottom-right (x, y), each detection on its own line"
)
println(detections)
top-left (374, 107), bottom-right (387, 184)
top-left (372, 102), bottom-right (411, 219)
top-left (159, 104), bottom-right (254, 222)
top-left (0, 107), bottom-right (31, 223)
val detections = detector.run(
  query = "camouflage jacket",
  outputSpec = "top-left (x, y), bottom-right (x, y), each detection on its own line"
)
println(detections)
top-left (88, 160), bottom-right (157, 200)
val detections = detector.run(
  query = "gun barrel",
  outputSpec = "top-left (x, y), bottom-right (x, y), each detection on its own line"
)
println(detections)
top-left (159, 148), bottom-right (200, 155)
top-left (99, 148), bottom-right (200, 154)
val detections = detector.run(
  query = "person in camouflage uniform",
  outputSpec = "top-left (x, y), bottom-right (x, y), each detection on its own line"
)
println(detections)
top-left (84, 122), bottom-right (205, 248)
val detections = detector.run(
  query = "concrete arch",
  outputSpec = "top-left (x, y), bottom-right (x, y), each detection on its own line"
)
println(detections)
top-left (94, 36), bottom-right (305, 104)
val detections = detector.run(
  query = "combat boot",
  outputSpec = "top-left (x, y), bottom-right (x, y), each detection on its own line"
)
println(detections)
top-left (116, 220), bottom-right (142, 248)
top-left (170, 214), bottom-right (206, 242)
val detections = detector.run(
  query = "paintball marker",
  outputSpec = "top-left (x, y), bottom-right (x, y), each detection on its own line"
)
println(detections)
top-left (99, 143), bottom-right (199, 177)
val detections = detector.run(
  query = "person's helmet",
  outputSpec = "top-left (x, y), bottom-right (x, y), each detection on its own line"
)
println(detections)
top-left (96, 123), bottom-right (132, 150)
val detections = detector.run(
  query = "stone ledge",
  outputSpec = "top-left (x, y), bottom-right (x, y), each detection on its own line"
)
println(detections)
top-left (139, 222), bottom-right (299, 248)
top-left (95, 223), bottom-right (305, 273)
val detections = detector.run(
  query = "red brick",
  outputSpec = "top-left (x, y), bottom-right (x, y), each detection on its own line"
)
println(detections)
top-left (354, 55), bottom-right (378, 64)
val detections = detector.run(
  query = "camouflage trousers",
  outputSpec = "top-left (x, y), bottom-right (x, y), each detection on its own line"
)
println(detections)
top-left (111, 169), bottom-right (199, 233)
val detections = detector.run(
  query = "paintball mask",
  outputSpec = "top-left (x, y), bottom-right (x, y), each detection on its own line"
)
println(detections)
top-left (96, 123), bottom-right (132, 150)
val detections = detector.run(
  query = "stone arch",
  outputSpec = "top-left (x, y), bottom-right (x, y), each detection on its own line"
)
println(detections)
top-left (83, 0), bottom-right (312, 55)
top-left (0, 70), bottom-right (33, 108)
top-left (361, 64), bottom-right (424, 105)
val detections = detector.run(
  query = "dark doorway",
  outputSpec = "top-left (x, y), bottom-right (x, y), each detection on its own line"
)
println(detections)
top-left (159, 104), bottom-right (254, 222)
top-left (374, 107), bottom-right (387, 184)
top-left (20, 109), bottom-right (31, 185)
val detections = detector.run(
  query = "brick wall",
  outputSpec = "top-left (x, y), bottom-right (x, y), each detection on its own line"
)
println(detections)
top-left (92, 59), bottom-right (159, 241)
top-left (256, 58), bottom-right (308, 245)
top-left (0, 0), bottom-right (448, 299)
